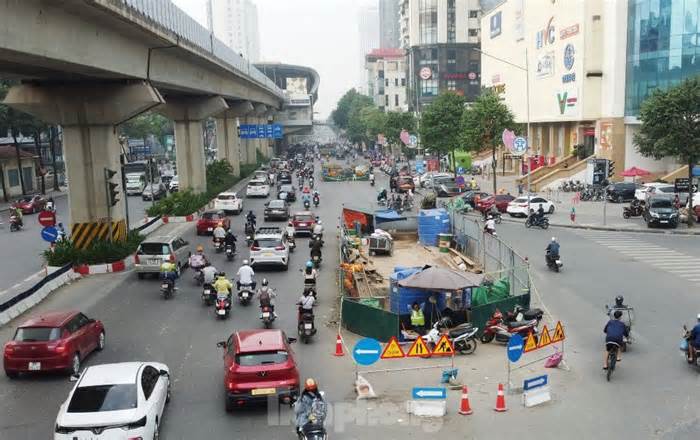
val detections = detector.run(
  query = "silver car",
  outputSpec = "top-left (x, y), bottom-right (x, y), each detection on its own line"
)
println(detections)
top-left (135, 235), bottom-right (191, 279)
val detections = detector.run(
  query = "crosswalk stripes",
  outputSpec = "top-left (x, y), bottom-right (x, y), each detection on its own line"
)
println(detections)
top-left (574, 231), bottom-right (700, 285)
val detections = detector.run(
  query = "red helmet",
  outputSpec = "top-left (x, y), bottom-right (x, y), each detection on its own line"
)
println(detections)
top-left (303, 187), bottom-right (310, 193)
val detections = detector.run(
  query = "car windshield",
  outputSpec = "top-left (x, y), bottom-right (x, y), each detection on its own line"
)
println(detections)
top-left (18, 197), bottom-right (32, 203)
top-left (254, 239), bottom-right (283, 248)
top-left (202, 212), bottom-right (220, 220)
top-left (67, 384), bottom-right (138, 413)
top-left (217, 194), bottom-right (237, 200)
top-left (294, 215), bottom-right (314, 222)
top-left (268, 200), bottom-right (285, 208)
top-left (14, 327), bottom-right (61, 342)
top-left (249, 181), bottom-right (264, 187)
top-left (658, 187), bottom-right (675, 193)
top-left (236, 350), bottom-right (288, 366)
top-left (138, 243), bottom-right (169, 255)
top-left (513, 197), bottom-right (528, 203)
top-left (280, 185), bottom-right (293, 192)
top-left (651, 199), bottom-right (673, 208)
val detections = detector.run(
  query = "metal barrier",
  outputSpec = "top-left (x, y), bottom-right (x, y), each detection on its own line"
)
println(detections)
top-left (341, 297), bottom-right (399, 342)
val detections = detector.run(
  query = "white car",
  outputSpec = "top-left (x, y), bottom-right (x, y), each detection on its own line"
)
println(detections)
top-left (249, 226), bottom-right (289, 269)
top-left (246, 179), bottom-right (270, 198)
top-left (168, 175), bottom-right (179, 192)
top-left (253, 170), bottom-right (270, 184)
top-left (54, 362), bottom-right (170, 440)
top-left (635, 183), bottom-right (675, 201)
top-left (214, 192), bottom-right (243, 214)
top-left (506, 196), bottom-right (555, 217)
top-left (420, 172), bottom-right (452, 188)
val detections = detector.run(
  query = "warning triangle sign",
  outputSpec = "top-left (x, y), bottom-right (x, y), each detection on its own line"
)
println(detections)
top-left (523, 331), bottom-right (537, 353)
top-left (380, 337), bottom-right (405, 359)
top-left (537, 325), bottom-right (552, 349)
top-left (406, 337), bottom-right (431, 358)
top-left (431, 334), bottom-right (455, 356)
top-left (551, 321), bottom-right (566, 343)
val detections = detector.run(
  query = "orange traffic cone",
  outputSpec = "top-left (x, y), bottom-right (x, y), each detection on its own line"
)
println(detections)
top-left (494, 383), bottom-right (507, 412)
top-left (458, 386), bottom-right (473, 415)
top-left (333, 333), bottom-right (344, 356)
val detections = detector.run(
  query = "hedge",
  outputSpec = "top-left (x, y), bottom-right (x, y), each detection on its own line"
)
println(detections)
top-left (43, 231), bottom-right (145, 266)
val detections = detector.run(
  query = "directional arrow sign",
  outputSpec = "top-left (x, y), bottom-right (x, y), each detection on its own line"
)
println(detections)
top-left (412, 387), bottom-right (446, 400)
top-left (352, 338), bottom-right (382, 366)
top-left (507, 333), bottom-right (524, 363)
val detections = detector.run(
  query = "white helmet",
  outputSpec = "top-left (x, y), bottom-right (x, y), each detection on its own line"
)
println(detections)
top-left (551, 237), bottom-right (557, 242)
top-left (317, 220), bottom-right (323, 225)
top-left (242, 259), bottom-right (249, 266)
top-left (697, 313), bottom-right (700, 321)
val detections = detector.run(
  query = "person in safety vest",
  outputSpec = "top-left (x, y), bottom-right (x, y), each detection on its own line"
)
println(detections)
top-left (409, 302), bottom-right (425, 335)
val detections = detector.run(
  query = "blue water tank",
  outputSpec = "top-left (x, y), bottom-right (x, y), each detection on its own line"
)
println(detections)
top-left (418, 209), bottom-right (451, 246)
top-left (389, 269), bottom-right (447, 314)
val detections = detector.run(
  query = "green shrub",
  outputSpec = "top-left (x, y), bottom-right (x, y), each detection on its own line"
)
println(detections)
top-left (43, 231), bottom-right (144, 266)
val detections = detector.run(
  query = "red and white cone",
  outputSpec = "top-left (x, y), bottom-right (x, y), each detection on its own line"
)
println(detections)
top-left (333, 333), bottom-right (344, 356)
top-left (494, 383), bottom-right (507, 412)
top-left (458, 386), bottom-right (473, 415)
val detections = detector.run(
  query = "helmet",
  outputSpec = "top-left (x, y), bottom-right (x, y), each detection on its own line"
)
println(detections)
top-left (306, 261), bottom-right (313, 268)
top-left (218, 271), bottom-right (226, 277)
top-left (261, 278), bottom-right (268, 287)
top-left (304, 378), bottom-right (317, 392)
top-left (551, 237), bottom-right (557, 242)
top-left (242, 259), bottom-right (249, 266)
top-left (317, 220), bottom-right (323, 225)
top-left (697, 313), bottom-right (700, 321)
top-left (217, 222), bottom-right (223, 227)
top-left (196, 245), bottom-right (204, 252)
top-left (615, 295), bottom-right (624, 307)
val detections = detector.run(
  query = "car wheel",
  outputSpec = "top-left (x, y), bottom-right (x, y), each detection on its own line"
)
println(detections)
top-left (96, 331), bottom-right (106, 351)
top-left (5, 370), bottom-right (19, 379)
top-left (69, 353), bottom-right (80, 375)
top-left (166, 381), bottom-right (171, 404)
top-left (616, 195), bottom-right (623, 203)
top-left (225, 395), bottom-right (234, 412)
top-left (548, 205), bottom-right (555, 214)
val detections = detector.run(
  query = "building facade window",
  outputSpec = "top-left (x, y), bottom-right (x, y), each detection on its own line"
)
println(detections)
top-left (386, 78), bottom-right (390, 87)
top-left (447, 80), bottom-right (457, 91)
top-left (419, 0), bottom-right (438, 44)
top-left (420, 79), bottom-right (439, 96)
top-left (469, 10), bottom-right (479, 19)
top-left (395, 78), bottom-right (399, 86)
top-left (395, 94), bottom-right (400, 106)
top-left (447, 0), bottom-right (456, 43)
top-left (7, 168), bottom-right (19, 187)
top-left (401, 78), bottom-right (406, 86)
top-left (468, 29), bottom-right (479, 37)
top-left (625, 0), bottom-right (700, 116)
top-left (385, 95), bottom-right (390, 106)
top-left (447, 50), bottom-right (457, 72)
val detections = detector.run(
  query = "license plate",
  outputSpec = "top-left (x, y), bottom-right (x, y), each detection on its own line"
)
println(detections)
top-left (242, 292), bottom-right (249, 299)
top-left (161, 283), bottom-right (169, 289)
top-left (262, 312), bottom-right (270, 318)
top-left (204, 290), bottom-right (211, 295)
top-left (304, 323), bottom-right (313, 330)
top-left (149, 259), bottom-right (160, 265)
top-left (660, 220), bottom-right (668, 223)
top-left (251, 388), bottom-right (276, 396)
top-left (299, 223), bottom-right (307, 227)
top-left (556, 260), bottom-right (562, 265)
top-left (207, 227), bottom-right (213, 231)
top-left (264, 252), bottom-right (273, 256)
top-left (217, 309), bottom-right (226, 315)
top-left (28, 362), bottom-right (41, 371)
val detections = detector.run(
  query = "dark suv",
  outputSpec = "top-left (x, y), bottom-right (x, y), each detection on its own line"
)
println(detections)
top-left (606, 182), bottom-right (639, 203)
top-left (643, 197), bottom-right (679, 228)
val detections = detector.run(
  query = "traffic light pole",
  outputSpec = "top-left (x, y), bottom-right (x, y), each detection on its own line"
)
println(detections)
top-left (104, 168), bottom-right (113, 243)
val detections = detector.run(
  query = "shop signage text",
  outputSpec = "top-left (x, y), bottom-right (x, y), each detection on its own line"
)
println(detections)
top-left (535, 17), bottom-right (556, 49)
top-left (442, 72), bottom-right (477, 80)
top-left (536, 52), bottom-right (555, 78)
top-left (557, 91), bottom-right (578, 115)
top-left (560, 24), bottom-right (580, 40)
top-left (562, 73), bottom-right (576, 83)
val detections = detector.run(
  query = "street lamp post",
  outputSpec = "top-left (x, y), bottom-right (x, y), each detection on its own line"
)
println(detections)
top-left (474, 48), bottom-right (532, 214)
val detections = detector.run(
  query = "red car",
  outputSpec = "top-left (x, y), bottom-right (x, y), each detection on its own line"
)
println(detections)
top-left (3, 311), bottom-right (105, 378)
top-left (476, 194), bottom-right (516, 213)
top-left (218, 329), bottom-right (299, 411)
top-left (12, 194), bottom-right (47, 214)
top-left (291, 211), bottom-right (316, 235)
top-left (196, 210), bottom-right (231, 235)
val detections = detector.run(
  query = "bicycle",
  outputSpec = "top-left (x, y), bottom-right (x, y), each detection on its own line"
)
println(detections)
top-left (606, 341), bottom-right (620, 381)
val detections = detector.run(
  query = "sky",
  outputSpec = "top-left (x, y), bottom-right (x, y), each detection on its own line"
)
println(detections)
top-left (173, 0), bottom-right (371, 119)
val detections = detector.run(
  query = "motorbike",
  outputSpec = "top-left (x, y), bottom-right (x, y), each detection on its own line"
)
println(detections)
top-left (310, 233), bottom-right (323, 247)
top-left (485, 212), bottom-right (502, 224)
top-left (421, 318), bottom-right (479, 355)
top-left (370, 176), bottom-right (375, 186)
top-left (311, 254), bottom-right (322, 268)
top-left (201, 283), bottom-right (215, 306)
top-left (245, 224), bottom-right (255, 246)
top-left (193, 269), bottom-right (204, 286)
top-left (238, 284), bottom-right (253, 306)
top-left (545, 252), bottom-right (563, 272)
top-left (213, 238), bottom-right (224, 253)
top-left (260, 305), bottom-right (275, 329)
top-left (480, 310), bottom-right (538, 344)
top-left (297, 422), bottom-right (326, 440)
top-left (682, 325), bottom-right (700, 368)
top-left (160, 278), bottom-right (175, 300)
top-left (377, 197), bottom-right (387, 206)
top-left (215, 292), bottom-right (231, 319)
top-left (288, 235), bottom-right (296, 252)
top-left (313, 195), bottom-right (320, 207)
top-left (9, 214), bottom-right (22, 232)
top-left (525, 215), bottom-right (549, 229)
top-left (506, 305), bottom-right (544, 324)
top-left (303, 199), bottom-right (311, 210)
top-left (298, 311), bottom-right (316, 343)
top-left (309, 178), bottom-right (315, 189)
top-left (225, 244), bottom-right (235, 261)
top-left (623, 203), bottom-right (644, 219)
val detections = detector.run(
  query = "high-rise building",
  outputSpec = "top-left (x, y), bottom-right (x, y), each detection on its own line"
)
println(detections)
top-left (358, 3), bottom-right (380, 94)
top-left (379, 0), bottom-right (400, 48)
top-left (366, 48), bottom-right (409, 112)
top-left (399, 0), bottom-right (482, 112)
top-left (207, 0), bottom-right (261, 62)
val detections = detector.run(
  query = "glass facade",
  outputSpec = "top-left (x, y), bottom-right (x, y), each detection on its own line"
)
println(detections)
top-left (419, 0), bottom-right (438, 44)
top-left (626, 0), bottom-right (700, 116)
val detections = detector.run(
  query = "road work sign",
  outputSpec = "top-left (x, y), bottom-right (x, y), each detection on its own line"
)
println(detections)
top-left (537, 325), bottom-right (552, 348)
top-left (431, 335), bottom-right (455, 356)
top-left (406, 337), bottom-right (431, 358)
top-left (523, 331), bottom-right (538, 353)
top-left (380, 337), bottom-right (405, 359)
top-left (551, 321), bottom-right (566, 342)
top-left (353, 338), bottom-right (382, 366)
top-left (412, 387), bottom-right (446, 399)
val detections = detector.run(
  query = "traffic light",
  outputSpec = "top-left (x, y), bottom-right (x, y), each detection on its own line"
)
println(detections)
top-left (104, 168), bottom-right (120, 207)
top-left (607, 160), bottom-right (615, 178)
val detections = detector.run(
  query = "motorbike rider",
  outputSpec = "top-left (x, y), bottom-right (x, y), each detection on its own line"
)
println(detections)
top-left (236, 259), bottom-right (256, 291)
top-left (687, 314), bottom-right (700, 362)
top-left (213, 271), bottom-right (233, 302)
top-left (369, 171), bottom-right (375, 185)
top-left (294, 378), bottom-right (327, 435)
top-left (484, 215), bottom-right (496, 235)
top-left (201, 262), bottom-right (218, 286)
top-left (312, 219), bottom-right (323, 238)
top-left (286, 221), bottom-right (296, 239)
top-left (534, 205), bottom-right (545, 223)
top-left (297, 288), bottom-right (316, 321)
top-left (188, 245), bottom-right (208, 271)
top-left (256, 278), bottom-right (277, 317)
top-left (545, 237), bottom-right (560, 265)
top-left (224, 228), bottom-right (237, 252)
top-left (603, 310), bottom-right (628, 369)
top-left (312, 190), bottom-right (320, 205)
top-left (212, 222), bottom-right (226, 245)
top-left (56, 223), bottom-right (67, 241)
top-left (303, 260), bottom-right (319, 284)
top-left (246, 210), bottom-right (257, 227)
top-left (301, 187), bottom-right (312, 206)
top-left (608, 295), bottom-right (632, 330)
top-left (10, 206), bottom-right (23, 227)
top-left (377, 188), bottom-right (388, 204)
top-left (160, 260), bottom-right (178, 286)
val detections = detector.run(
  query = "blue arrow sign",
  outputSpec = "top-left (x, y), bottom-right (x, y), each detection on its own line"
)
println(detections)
top-left (412, 387), bottom-right (446, 399)
top-left (523, 374), bottom-right (548, 391)
top-left (41, 226), bottom-right (59, 243)
top-left (507, 333), bottom-right (524, 363)
top-left (272, 124), bottom-right (283, 139)
top-left (352, 338), bottom-right (382, 366)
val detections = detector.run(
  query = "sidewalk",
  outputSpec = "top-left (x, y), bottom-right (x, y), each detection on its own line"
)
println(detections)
top-left (0, 187), bottom-right (67, 212)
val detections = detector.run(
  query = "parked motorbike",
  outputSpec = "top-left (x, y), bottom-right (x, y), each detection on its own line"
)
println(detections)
top-left (525, 215), bottom-right (549, 229)
top-left (225, 244), bottom-right (235, 261)
top-left (160, 279), bottom-right (175, 300)
top-left (623, 203), bottom-right (644, 219)
top-left (215, 292), bottom-right (231, 319)
top-left (9, 214), bottom-right (22, 232)
top-left (260, 305), bottom-right (275, 329)
top-left (298, 311), bottom-right (316, 343)
top-left (545, 252), bottom-right (563, 272)
top-left (506, 305), bottom-right (544, 324)
top-left (238, 284), bottom-right (253, 306)
top-left (201, 283), bottom-right (215, 306)
top-left (480, 310), bottom-right (538, 344)
top-left (421, 318), bottom-right (479, 355)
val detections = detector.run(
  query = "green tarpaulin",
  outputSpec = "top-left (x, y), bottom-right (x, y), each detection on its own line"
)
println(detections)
top-left (471, 278), bottom-right (511, 307)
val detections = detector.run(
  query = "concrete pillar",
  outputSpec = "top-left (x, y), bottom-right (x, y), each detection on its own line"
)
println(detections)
top-left (156, 96), bottom-right (228, 193)
top-left (218, 101), bottom-right (254, 176)
top-left (3, 81), bottom-right (163, 246)
top-left (265, 109), bottom-right (277, 158)
top-left (253, 104), bottom-right (268, 163)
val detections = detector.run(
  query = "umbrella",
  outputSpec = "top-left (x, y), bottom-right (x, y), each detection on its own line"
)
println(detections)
top-left (398, 266), bottom-right (484, 291)
top-left (620, 166), bottom-right (651, 177)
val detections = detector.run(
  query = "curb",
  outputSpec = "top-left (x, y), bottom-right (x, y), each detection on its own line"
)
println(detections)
top-left (497, 216), bottom-right (700, 235)
top-left (162, 214), bottom-right (197, 223)
top-left (73, 257), bottom-right (133, 276)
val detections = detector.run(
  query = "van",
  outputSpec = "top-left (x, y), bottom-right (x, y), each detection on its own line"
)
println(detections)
top-left (134, 235), bottom-right (191, 279)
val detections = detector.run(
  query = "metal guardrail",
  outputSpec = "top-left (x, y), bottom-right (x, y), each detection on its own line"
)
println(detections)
top-left (118, 0), bottom-right (285, 100)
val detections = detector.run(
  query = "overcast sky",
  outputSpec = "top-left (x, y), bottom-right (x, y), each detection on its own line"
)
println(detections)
top-left (173, 0), bottom-right (369, 119)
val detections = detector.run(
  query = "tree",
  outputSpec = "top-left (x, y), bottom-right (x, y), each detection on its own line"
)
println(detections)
top-left (331, 89), bottom-right (364, 130)
top-left (361, 106), bottom-right (387, 143)
top-left (461, 89), bottom-right (516, 193)
top-left (384, 111), bottom-right (417, 151)
top-left (344, 94), bottom-right (374, 145)
top-left (419, 92), bottom-right (466, 176)
top-left (634, 77), bottom-right (700, 227)
top-left (119, 112), bottom-right (173, 155)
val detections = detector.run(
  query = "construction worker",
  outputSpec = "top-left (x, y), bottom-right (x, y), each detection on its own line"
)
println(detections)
top-left (409, 302), bottom-right (425, 335)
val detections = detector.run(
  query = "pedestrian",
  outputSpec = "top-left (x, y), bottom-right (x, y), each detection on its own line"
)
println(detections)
top-left (673, 194), bottom-right (681, 209)
top-left (570, 206), bottom-right (576, 223)
top-left (517, 183), bottom-right (524, 195)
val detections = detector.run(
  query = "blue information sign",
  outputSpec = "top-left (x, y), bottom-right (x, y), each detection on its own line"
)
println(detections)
top-left (523, 374), bottom-right (548, 391)
top-left (41, 226), bottom-right (59, 243)
top-left (272, 124), bottom-right (283, 139)
top-left (352, 338), bottom-right (382, 366)
top-left (507, 333), bottom-right (524, 363)
top-left (412, 387), bottom-right (447, 399)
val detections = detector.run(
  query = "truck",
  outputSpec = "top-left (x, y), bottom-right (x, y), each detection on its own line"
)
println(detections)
top-left (123, 160), bottom-right (157, 195)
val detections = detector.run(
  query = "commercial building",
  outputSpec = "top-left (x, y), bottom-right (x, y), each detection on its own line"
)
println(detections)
top-left (206, 0), bottom-right (260, 62)
top-left (358, 3), bottom-right (381, 94)
top-left (0, 145), bottom-right (39, 198)
top-left (379, 0), bottom-right (401, 49)
top-left (399, 0), bottom-right (482, 113)
top-left (365, 48), bottom-right (409, 112)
